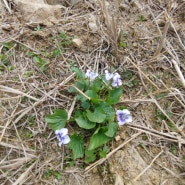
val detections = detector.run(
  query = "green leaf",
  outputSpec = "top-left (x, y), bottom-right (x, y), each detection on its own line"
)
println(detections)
top-left (88, 128), bottom-right (110, 150)
top-left (85, 90), bottom-right (99, 102)
top-left (85, 90), bottom-right (98, 99)
top-left (99, 150), bottom-right (106, 158)
top-left (68, 86), bottom-right (77, 93)
top-left (119, 105), bottom-right (127, 110)
top-left (72, 67), bottom-right (85, 79)
top-left (76, 94), bottom-right (87, 102)
top-left (68, 133), bottom-right (84, 160)
top-left (99, 146), bottom-right (109, 158)
top-left (98, 103), bottom-right (115, 121)
top-left (119, 41), bottom-right (127, 48)
top-left (68, 80), bottom-right (86, 93)
top-left (105, 122), bottom-right (118, 138)
top-left (45, 109), bottom-right (68, 131)
top-left (92, 78), bottom-right (102, 92)
top-left (107, 87), bottom-right (122, 105)
top-left (75, 113), bottom-right (96, 129)
top-left (85, 150), bottom-right (96, 163)
top-left (86, 107), bottom-right (106, 123)
top-left (81, 101), bottom-right (90, 109)
top-left (33, 56), bottom-right (48, 72)
top-left (55, 172), bottom-right (62, 180)
top-left (2, 42), bottom-right (10, 49)
top-left (76, 80), bottom-right (87, 91)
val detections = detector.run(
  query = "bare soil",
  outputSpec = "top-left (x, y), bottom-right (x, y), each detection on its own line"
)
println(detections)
top-left (0, 0), bottom-right (185, 185)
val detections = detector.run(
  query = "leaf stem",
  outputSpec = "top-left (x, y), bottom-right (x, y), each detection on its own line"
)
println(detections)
top-left (72, 85), bottom-right (91, 100)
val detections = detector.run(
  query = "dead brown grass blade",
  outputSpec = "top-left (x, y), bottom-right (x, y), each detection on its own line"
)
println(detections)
top-left (132, 150), bottom-right (163, 182)
top-left (120, 98), bottom-right (185, 138)
top-left (171, 59), bottom-right (185, 89)
top-left (2, 0), bottom-right (12, 14)
top-left (12, 160), bottom-right (37, 185)
top-left (0, 85), bottom-right (39, 101)
top-left (0, 157), bottom-right (34, 170)
top-left (0, 141), bottom-right (36, 152)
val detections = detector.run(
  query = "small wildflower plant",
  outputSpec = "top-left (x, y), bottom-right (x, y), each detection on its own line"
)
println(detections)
top-left (45, 68), bottom-right (132, 163)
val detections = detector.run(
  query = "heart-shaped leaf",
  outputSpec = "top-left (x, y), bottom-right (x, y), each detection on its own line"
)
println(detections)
top-left (75, 113), bottom-right (96, 129)
top-left (45, 109), bottom-right (68, 131)
top-left (88, 128), bottom-right (110, 150)
top-left (68, 133), bottom-right (84, 160)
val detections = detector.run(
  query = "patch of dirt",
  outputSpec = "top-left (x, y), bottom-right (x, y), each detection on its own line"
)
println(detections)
top-left (109, 143), bottom-right (180, 185)
top-left (0, 0), bottom-right (185, 185)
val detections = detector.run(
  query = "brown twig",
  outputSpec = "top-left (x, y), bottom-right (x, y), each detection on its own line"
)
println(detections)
top-left (127, 57), bottom-right (159, 89)
top-left (84, 131), bottom-right (142, 174)
top-left (132, 151), bottom-right (163, 182)
top-left (2, 0), bottom-right (12, 14)
top-left (119, 98), bottom-right (185, 138)
top-left (171, 59), bottom-right (185, 89)
top-left (0, 85), bottom-right (39, 101)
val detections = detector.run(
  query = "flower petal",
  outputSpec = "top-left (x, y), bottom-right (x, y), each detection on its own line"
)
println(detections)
top-left (120, 109), bottom-right (130, 115)
top-left (55, 128), bottom-right (68, 136)
top-left (58, 141), bottom-right (63, 147)
top-left (111, 80), bottom-right (118, 87)
top-left (105, 70), bottom-right (113, 81)
top-left (116, 110), bottom-right (123, 115)
top-left (85, 70), bottom-right (98, 81)
top-left (117, 79), bottom-right (122, 86)
top-left (113, 73), bottom-right (121, 80)
top-left (118, 120), bottom-right (125, 126)
top-left (85, 69), bottom-right (90, 77)
top-left (91, 73), bottom-right (98, 81)
top-left (116, 109), bottom-right (132, 126)
top-left (112, 78), bottom-right (122, 87)
top-left (125, 115), bottom-right (132, 123)
top-left (62, 135), bottom-right (70, 144)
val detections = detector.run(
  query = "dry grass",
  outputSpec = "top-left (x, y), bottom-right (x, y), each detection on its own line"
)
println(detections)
top-left (0, 0), bottom-right (185, 184)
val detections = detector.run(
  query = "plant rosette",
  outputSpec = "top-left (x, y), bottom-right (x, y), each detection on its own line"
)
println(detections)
top-left (45, 68), bottom-right (132, 163)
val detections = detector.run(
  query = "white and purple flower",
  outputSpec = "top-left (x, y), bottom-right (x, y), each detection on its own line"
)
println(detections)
top-left (55, 128), bottom-right (70, 146)
top-left (112, 78), bottom-right (122, 87)
top-left (85, 69), bottom-right (98, 81)
top-left (112, 73), bottom-right (122, 87)
top-left (105, 70), bottom-right (122, 87)
top-left (116, 109), bottom-right (132, 126)
top-left (105, 70), bottom-right (114, 81)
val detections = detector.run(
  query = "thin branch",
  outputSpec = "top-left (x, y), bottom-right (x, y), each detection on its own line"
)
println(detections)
top-left (2, 0), bottom-right (12, 14)
top-left (84, 131), bottom-right (142, 174)
top-left (13, 160), bottom-right (37, 185)
top-left (0, 85), bottom-right (39, 101)
top-left (132, 151), bottom-right (163, 182)
top-left (119, 98), bottom-right (185, 138)
top-left (171, 59), bottom-right (185, 89)
top-left (71, 85), bottom-right (91, 100)
top-left (68, 96), bottom-right (76, 120)
top-left (127, 57), bottom-right (159, 90)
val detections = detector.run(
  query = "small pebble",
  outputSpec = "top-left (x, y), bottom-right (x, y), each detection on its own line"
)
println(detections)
top-left (72, 38), bottom-right (83, 48)
top-left (88, 22), bottom-right (98, 33)
top-left (115, 135), bottom-right (121, 141)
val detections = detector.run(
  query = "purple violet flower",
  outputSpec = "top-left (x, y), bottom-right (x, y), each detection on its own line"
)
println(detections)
top-left (55, 128), bottom-right (70, 146)
top-left (85, 69), bottom-right (98, 81)
top-left (113, 73), bottom-right (121, 80)
top-left (116, 109), bottom-right (132, 126)
top-left (111, 73), bottom-right (122, 87)
top-left (105, 70), bottom-right (114, 81)
top-left (112, 78), bottom-right (122, 87)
